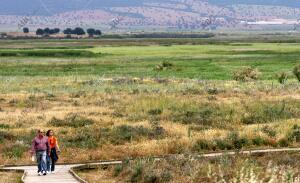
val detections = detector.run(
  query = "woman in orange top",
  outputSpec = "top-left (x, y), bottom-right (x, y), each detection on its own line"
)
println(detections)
top-left (46, 129), bottom-right (61, 173)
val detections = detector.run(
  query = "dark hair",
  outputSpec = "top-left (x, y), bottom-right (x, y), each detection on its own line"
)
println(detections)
top-left (46, 130), bottom-right (53, 137)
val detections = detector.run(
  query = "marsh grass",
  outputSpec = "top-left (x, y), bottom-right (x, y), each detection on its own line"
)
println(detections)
top-left (294, 64), bottom-right (300, 82)
top-left (77, 152), bottom-right (300, 183)
top-left (0, 171), bottom-right (23, 183)
top-left (0, 39), bottom-right (300, 166)
top-left (63, 125), bottom-right (166, 149)
top-left (48, 113), bottom-right (95, 128)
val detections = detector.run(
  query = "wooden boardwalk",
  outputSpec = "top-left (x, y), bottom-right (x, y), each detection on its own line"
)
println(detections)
top-left (2, 161), bottom-right (122, 183)
top-left (4, 165), bottom-right (80, 183)
top-left (2, 148), bottom-right (300, 183)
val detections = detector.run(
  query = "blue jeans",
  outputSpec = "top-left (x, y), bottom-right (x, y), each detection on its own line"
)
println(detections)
top-left (46, 155), bottom-right (51, 172)
top-left (36, 151), bottom-right (47, 172)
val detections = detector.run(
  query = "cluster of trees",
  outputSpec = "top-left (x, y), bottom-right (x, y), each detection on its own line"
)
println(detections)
top-left (23, 27), bottom-right (102, 37)
top-left (63, 27), bottom-right (102, 37)
top-left (36, 28), bottom-right (60, 35)
top-left (23, 27), bottom-right (29, 33)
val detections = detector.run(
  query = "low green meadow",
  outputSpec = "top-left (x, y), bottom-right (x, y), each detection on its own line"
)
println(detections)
top-left (0, 42), bottom-right (299, 80)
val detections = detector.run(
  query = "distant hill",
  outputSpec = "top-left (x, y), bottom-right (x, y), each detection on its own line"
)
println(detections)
top-left (1, 0), bottom-right (300, 16)
top-left (208, 0), bottom-right (300, 8)
top-left (0, 0), bottom-right (299, 31)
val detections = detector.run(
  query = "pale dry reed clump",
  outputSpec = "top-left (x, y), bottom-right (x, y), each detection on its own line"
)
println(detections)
top-left (208, 161), bottom-right (300, 183)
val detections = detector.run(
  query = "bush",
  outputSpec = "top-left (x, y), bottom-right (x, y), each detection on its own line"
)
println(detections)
top-left (251, 136), bottom-right (265, 146)
top-left (192, 139), bottom-right (211, 151)
top-left (293, 64), bottom-right (300, 82)
top-left (3, 143), bottom-right (28, 159)
top-left (105, 125), bottom-right (156, 145)
top-left (144, 172), bottom-right (159, 183)
top-left (287, 125), bottom-right (300, 143)
top-left (226, 132), bottom-right (249, 149)
top-left (161, 170), bottom-right (172, 182)
top-left (233, 67), bottom-right (261, 82)
top-left (0, 130), bottom-right (15, 142)
top-left (172, 103), bottom-right (234, 129)
top-left (48, 113), bottom-right (94, 128)
top-left (148, 108), bottom-right (163, 115)
top-left (0, 124), bottom-right (10, 129)
top-left (131, 161), bottom-right (144, 183)
top-left (162, 61), bottom-right (173, 68)
top-left (277, 72), bottom-right (289, 84)
top-left (65, 127), bottom-right (99, 148)
top-left (154, 61), bottom-right (174, 71)
top-left (278, 138), bottom-right (290, 147)
top-left (241, 100), bottom-right (298, 124)
top-left (113, 164), bottom-right (123, 177)
top-left (261, 125), bottom-right (277, 137)
top-left (213, 138), bottom-right (232, 150)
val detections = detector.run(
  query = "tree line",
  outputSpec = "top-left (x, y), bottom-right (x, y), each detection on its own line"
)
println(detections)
top-left (22, 27), bottom-right (102, 37)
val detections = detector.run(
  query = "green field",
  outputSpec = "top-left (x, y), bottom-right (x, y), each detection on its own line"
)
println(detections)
top-left (0, 40), bottom-right (299, 80)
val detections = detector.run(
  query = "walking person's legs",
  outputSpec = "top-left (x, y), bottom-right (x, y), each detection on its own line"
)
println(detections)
top-left (51, 157), bottom-right (55, 172)
top-left (40, 151), bottom-right (47, 174)
top-left (36, 152), bottom-right (42, 174)
top-left (46, 154), bottom-right (51, 172)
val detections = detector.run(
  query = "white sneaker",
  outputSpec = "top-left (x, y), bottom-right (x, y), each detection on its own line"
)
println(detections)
top-left (38, 172), bottom-right (43, 176)
top-left (42, 171), bottom-right (47, 176)
top-left (51, 171), bottom-right (55, 174)
top-left (46, 171), bottom-right (50, 174)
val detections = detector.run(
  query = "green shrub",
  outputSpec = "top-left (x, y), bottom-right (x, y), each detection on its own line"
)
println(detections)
top-left (131, 161), bottom-right (144, 183)
top-left (113, 164), bottom-right (123, 177)
top-left (144, 172), bottom-right (159, 183)
top-left (192, 139), bottom-right (211, 151)
top-left (16, 129), bottom-right (36, 145)
top-left (233, 67), bottom-right (261, 82)
top-left (213, 138), bottom-right (232, 150)
top-left (251, 136), bottom-right (265, 146)
top-left (293, 64), bottom-right (300, 82)
top-left (172, 103), bottom-right (234, 128)
top-left (261, 125), bottom-right (277, 138)
top-left (148, 108), bottom-right (163, 115)
top-left (0, 124), bottom-right (10, 129)
top-left (287, 125), bottom-right (300, 142)
top-left (278, 138), bottom-right (290, 147)
top-left (277, 72), bottom-right (289, 84)
top-left (0, 130), bottom-right (15, 142)
top-left (106, 125), bottom-right (154, 145)
top-left (161, 170), bottom-right (172, 182)
top-left (241, 100), bottom-right (298, 124)
top-left (65, 127), bottom-right (99, 149)
top-left (154, 61), bottom-right (174, 71)
top-left (162, 61), bottom-right (173, 68)
top-left (48, 113), bottom-right (94, 128)
top-left (3, 143), bottom-right (28, 159)
top-left (207, 88), bottom-right (221, 95)
top-left (226, 132), bottom-right (249, 149)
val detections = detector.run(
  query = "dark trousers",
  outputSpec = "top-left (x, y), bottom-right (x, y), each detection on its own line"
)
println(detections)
top-left (47, 148), bottom-right (58, 171)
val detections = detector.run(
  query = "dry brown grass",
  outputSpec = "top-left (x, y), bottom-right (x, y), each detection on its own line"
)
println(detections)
top-left (0, 78), bottom-right (299, 165)
top-left (77, 152), bottom-right (300, 183)
top-left (0, 171), bottom-right (22, 183)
